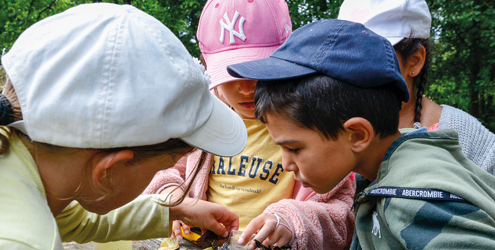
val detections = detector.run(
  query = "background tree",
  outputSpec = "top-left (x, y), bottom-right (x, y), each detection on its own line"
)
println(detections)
top-left (428, 0), bottom-right (495, 131)
top-left (0, 0), bottom-right (493, 131)
top-left (0, 0), bottom-right (78, 49)
top-left (133, 0), bottom-right (206, 56)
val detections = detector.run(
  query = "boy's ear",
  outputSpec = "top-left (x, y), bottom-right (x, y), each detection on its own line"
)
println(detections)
top-left (92, 150), bottom-right (135, 187)
top-left (343, 117), bottom-right (374, 153)
top-left (407, 45), bottom-right (426, 78)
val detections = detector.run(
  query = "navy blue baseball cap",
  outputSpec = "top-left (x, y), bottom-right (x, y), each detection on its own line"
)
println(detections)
top-left (227, 19), bottom-right (410, 102)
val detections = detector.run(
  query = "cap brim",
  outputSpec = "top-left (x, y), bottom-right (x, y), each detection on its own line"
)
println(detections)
top-left (203, 46), bottom-right (280, 89)
top-left (227, 56), bottom-right (317, 81)
top-left (385, 36), bottom-right (404, 46)
top-left (180, 95), bottom-right (247, 157)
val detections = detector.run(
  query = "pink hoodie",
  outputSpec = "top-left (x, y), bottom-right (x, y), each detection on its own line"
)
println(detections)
top-left (145, 150), bottom-right (355, 249)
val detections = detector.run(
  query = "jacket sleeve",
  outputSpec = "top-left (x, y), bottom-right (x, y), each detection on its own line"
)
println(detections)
top-left (57, 195), bottom-right (171, 243)
top-left (264, 174), bottom-right (355, 250)
top-left (143, 152), bottom-right (190, 194)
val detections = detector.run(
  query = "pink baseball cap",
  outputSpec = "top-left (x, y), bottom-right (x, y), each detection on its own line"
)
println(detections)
top-left (197, 0), bottom-right (292, 89)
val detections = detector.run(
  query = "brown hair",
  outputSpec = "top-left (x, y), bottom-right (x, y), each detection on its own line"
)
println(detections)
top-left (0, 67), bottom-right (21, 154)
top-left (394, 38), bottom-right (431, 124)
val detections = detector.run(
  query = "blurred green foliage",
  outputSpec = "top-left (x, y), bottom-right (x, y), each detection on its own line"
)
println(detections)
top-left (0, 0), bottom-right (493, 131)
top-left (428, 0), bottom-right (495, 131)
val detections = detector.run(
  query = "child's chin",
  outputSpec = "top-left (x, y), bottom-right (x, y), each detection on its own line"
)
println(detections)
top-left (303, 182), bottom-right (323, 193)
top-left (311, 185), bottom-right (332, 194)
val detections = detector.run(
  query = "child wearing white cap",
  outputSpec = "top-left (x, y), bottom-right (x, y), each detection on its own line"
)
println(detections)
top-left (227, 18), bottom-right (495, 250)
top-left (338, 0), bottom-right (495, 175)
top-left (0, 3), bottom-right (247, 249)
top-left (145, 0), bottom-right (355, 249)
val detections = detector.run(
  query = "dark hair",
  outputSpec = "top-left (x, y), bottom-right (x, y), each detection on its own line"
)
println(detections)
top-left (394, 38), bottom-right (431, 124)
top-left (255, 74), bottom-right (402, 140)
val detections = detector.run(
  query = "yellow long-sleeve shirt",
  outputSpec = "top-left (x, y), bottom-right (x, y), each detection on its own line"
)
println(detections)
top-left (0, 133), bottom-right (171, 249)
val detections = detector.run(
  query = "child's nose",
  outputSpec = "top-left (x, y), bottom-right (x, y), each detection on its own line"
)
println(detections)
top-left (238, 80), bottom-right (257, 95)
top-left (282, 155), bottom-right (297, 172)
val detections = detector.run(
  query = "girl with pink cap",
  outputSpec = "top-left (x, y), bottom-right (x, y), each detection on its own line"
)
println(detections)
top-left (145, 0), bottom-right (355, 249)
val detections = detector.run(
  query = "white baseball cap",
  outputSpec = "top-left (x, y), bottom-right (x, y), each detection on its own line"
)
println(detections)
top-left (1, 3), bottom-right (247, 156)
top-left (338, 0), bottom-right (431, 45)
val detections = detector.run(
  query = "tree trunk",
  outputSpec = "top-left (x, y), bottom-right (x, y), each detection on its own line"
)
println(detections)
top-left (468, 20), bottom-right (482, 118)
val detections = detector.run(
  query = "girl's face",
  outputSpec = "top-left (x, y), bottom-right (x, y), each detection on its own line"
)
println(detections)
top-left (79, 153), bottom-right (181, 214)
top-left (216, 79), bottom-right (257, 119)
top-left (395, 51), bottom-right (415, 99)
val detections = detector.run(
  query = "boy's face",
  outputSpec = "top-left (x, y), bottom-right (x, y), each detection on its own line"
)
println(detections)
top-left (217, 79), bottom-right (257, 119)
top-left (265, 112), bottom-right (356, 194)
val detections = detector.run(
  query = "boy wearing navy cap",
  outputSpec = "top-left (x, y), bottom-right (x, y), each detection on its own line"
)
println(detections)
top-left (228, 19), bottom-right (495, 249)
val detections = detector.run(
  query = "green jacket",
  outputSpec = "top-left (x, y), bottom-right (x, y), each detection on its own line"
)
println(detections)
top-left (351, 129), bottom-right (495, 250)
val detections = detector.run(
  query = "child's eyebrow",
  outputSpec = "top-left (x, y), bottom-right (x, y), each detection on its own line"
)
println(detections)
top-left (274, 139), bottom-right (299, 145)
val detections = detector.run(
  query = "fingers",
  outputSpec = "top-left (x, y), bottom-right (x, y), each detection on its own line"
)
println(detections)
top-left (181, 200), bottom-right (239, 238)
top-left (242, 213), bottom-right (292, 250)
top-left (182, 223), bottom-right (192, 235)
top-left (252, 220), bottom-right (277, 247)
top-left (239, 215), bottom-right (265, 245)
top-left (171, 220), bottom-right (182, 240)
top-left (258, 228), bottom-right (291, 250)
top-left (220, 209), bottom-right (239, 234)
top-left (208, 206), bottom-right (239, 237)
top-left (169, 199), bottom-right (240, 239)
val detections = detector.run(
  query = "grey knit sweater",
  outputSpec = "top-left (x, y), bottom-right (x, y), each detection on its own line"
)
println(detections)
top-left (439, 105), bottom-right (495, 175)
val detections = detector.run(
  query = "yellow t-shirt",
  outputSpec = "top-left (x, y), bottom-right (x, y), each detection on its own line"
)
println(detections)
top-left (208, 119), bottom-right (295, 229)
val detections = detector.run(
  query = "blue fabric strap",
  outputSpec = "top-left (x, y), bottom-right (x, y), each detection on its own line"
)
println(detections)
top-left (368, 186), bottom-right (469, 203)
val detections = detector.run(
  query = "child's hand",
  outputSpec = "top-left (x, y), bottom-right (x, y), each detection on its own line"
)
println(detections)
top-left (160, 187), bottom-right (188, 240)
top-left (169, 220), bottom-right (190, 240)
top-left (239, 213), bottom-right (292, 250)
top-left (170, 198), bottom-right (239, 238)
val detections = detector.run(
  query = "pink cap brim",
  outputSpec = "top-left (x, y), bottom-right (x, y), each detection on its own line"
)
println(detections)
top-left (203, 45), bottom-right (280, 89)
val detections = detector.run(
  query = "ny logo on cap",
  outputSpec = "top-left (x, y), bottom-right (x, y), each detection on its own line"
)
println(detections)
top-left (219, 11), bottom-right (246, 44)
